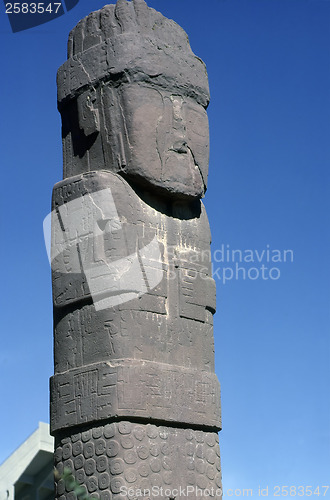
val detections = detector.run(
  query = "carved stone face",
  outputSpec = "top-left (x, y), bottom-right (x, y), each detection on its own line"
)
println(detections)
top-left (119, 84), bottom-right (209, 199)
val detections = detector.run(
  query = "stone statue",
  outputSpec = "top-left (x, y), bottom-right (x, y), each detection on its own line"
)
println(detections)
top-left (50, 0), bottom-right (222, 498)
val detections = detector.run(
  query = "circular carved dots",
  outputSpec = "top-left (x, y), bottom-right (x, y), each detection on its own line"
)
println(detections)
top-left (146, 424), bottom-right (158, 439)
top-left (138, 463), bottom-right (149, 478)
top-left (65, 472), bottom-right (74, 493)
top-left (140, 479), bottom-right (150, 493)
top-left (187, 472), bottom-right (195, 485)
top-left (137, 445), bottom-right (149, 460)
top-left (77, 485), bottom-right (88, 499)
top-left (197, 475), bottom-right (208, 490)
top-left (205, 434), bottom-right (216, 447)
top-left (127, 490), bottom-right (137, 500)
top-left (159, 428), bottom-right (169, 440)
top-left (186, 443), bottom-right (194, 456)
top-left (206, 482), bottom-right (215, 495)
top-left (124, 450), bottom-right (137, 464)
top-left (56, 462), bottom-right (64, 477)
top-left (96, 438), bottom-right (107, 455)
top-left (149, 444), bottom-right (160, 457)
top-left (82, 430), bottom-right (92, 442)
top-left (63, 459), bottom-right (74, 474)
top-left (85, 458), bottom-right (96, 476)
top-left (111, 477), bottom-right (125, 494)
top-left (196, 431), bottom-right (204, 443)
top-left (196, 444), bottom-right (204, 459)
top-left (206, 465), bottom-right (215, 481)
top-left (162, 456), bottom-right (173, 471)
top-left (57, 479), bottom-right (65, 496)
top-left (62, 443), bottom-right (72, 460)
top-left (185, 429), bottom-right (194, 441)
top-left (133, 426), bottom-right (145, 441)
top-left (215, 472), bottom-right (222, 488)
top-left (163, 471), bottom-right (173, 485)
top-left (84, 442), bottom-right (95, 459)
top-left (196, 459), bottom-right (206, 474)
top-left (74, 454), bottom-right (84, 470)
top-left (96, 456), bottom-right (108, 473)
top-left (76, 469), bottom-right (86, 484)
top-left (92, 427), bottom-right (103, 439)
top-left (107, 440), bottom-right (119, 458)
top-left (87, 476), bottom-right (98, 493)
top-left (121, 436), bottom-right (134, 449)
top-left (54, 447), bottom-right (62, 463)
top-left (151, 474), bottom-right (162, 487)
top-left (110, 458), bottom-right (125, 475)
top-left (150, 458), bottom-right (161, 473)
top-left (186, 458), bottom-right (194, 471)
top-left (161, 443), bottom-right (171, 456)
top-left (125, 469), bottom-right (137, 484)
top-left (72, 441), bottom-right (83, 456)
top-left (205, 449), bottom-right (216, 465)
top-left (100, 492), bottom-right (111, 500)
top-left (104, 423), bottom-right (115, 439)
top-left (71, 432), bottom-right (81, 443)
top-left (118, 422), bottom-right (131, 435)
top-left (99, 472), bottom-right (111, 490)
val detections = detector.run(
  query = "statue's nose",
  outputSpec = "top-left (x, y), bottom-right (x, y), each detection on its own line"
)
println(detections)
top-left (172, 140), bottom-right (188, 154)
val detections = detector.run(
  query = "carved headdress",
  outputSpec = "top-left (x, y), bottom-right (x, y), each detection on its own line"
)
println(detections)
top-left (57, 0), bottom-right (210, 108)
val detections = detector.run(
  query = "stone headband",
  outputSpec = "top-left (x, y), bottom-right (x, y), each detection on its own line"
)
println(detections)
top-left (57, 0), bottom-right (210, 108)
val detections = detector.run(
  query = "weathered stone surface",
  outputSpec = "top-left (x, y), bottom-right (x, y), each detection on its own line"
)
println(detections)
top-left (51, 0), bottom-right (222, 497)
top-left (54, 421), bottom-right (222, 500)
top-left (51, 361), bottom-right (220, 432)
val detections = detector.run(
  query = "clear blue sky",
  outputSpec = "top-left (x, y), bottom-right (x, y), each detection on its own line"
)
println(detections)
top-left (0, 0), bottom-right (329, 497)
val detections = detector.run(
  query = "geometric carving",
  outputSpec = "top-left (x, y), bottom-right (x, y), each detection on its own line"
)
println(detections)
top-left (51, 361), bottom-right (221, 433)
top-left (51, 0), bottom-right (222, 497)
top-left (55, 422), bottom-right (222, 499)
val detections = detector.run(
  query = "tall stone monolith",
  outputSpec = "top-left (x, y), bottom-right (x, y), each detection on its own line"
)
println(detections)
top-left (50, 0), bottom-right (222, 498)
